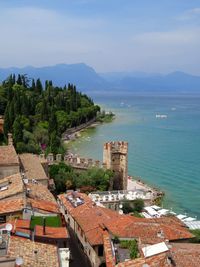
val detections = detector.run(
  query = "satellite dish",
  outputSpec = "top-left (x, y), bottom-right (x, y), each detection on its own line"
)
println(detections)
top-left (23, 178), bottom-right (28, 184)
top-left (5, 223), bottom-right (12, 232)
top-left (119, 209), bottom-right (123, 215)
top-left (119, 204), bottom-right (123, 209)
top-left (16, 257), bottom-right (24, 265)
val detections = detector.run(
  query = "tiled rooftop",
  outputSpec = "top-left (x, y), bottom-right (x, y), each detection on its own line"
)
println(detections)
top-left (35, 225), bottom-right (69, 239)
top-left (25, 182), bottom-right (56, 203)
top-left (0, 173), bottom-right (24, 200)
top-left (8, 236), bottom-right (59, 267)
top-left (59, 191), bottom-right (193, 247)
top-left (103, 229), bottom-right (171, 267)
top-left (19, 153), bottom-right (48, 181)
top-left (105, 216), bottom-right (193, 244)
top-left (0, 145), bottom-right (19, 166)
top-left (170, 243), bottom-right (200, 267)
top-left (0, 198), bottom-right (24, 215)
top-left (29, 198), bottom-right (60, 214)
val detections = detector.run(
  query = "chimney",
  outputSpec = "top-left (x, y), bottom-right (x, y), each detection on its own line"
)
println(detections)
top-left (43, 217), bottom-right (46, 235)
top-left (8, 133), bottom-right (13, 146)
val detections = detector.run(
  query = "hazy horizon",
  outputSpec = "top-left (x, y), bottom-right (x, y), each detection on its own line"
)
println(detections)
top-left (0, 0), bottom-right (200, 75)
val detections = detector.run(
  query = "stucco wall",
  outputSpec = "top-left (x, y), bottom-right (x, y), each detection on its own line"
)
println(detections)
top-left (0, 165), bottom-right (20, 179)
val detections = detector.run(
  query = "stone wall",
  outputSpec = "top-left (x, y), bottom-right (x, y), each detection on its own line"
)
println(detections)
top-left (0, 165), bottom-right (20, 180)
top-left (103, 141), bottom-right (128, 190)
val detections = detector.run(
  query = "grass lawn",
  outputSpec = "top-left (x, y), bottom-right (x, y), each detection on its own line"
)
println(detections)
top-left (30, 215), bottom-right (62, 230)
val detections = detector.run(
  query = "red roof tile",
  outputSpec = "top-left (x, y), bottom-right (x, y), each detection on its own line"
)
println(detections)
top-left (0, 198), bottom-right (24, 215)
top-left (8, 236), bottom-right (59, 267)
top-left (29, 198), bottom-right (60, 214)
top-left (35, 225), bottom-right (69, 239)
top-left (0, 145), bottom-right (19, 166)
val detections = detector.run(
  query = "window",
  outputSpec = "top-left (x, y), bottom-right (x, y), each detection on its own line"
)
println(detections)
top-left (0, 216), bottom-right (6, 223)
top-left (98, 245), bottom-right (104, 256)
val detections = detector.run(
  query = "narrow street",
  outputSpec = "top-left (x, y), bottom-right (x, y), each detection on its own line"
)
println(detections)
top-left (68, 227), bottom-right (91, 267)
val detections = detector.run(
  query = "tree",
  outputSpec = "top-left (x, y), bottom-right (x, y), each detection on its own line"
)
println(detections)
top-left (13, 116), bottom-right (23, 144)
top-left (133, 199), bottom-right (144, 212)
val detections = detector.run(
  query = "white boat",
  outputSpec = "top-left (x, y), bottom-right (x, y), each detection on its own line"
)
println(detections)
top-left (156, 114), bottom-right (168, 119)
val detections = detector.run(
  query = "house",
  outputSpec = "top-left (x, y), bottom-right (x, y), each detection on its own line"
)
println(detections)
top-left (0, 198), bottom-right (25, 223)
top-left (19, 153), bottom-right (49, 186)
top-left (58, 191), bottom-right (194, 267)
top-left (0, 134), bottom-right (19, 179)
top-left (6, 236), bottom-right (60, 267)
top-left (0, 173), bottom-right (24, 201)
top-left (9, 218), bottom-right (69, 247)
top-left (24, 181), bottom-right (57, 203)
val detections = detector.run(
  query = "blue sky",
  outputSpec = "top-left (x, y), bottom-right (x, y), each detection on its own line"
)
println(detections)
top-left (0, 0), bottom-right (200, 74)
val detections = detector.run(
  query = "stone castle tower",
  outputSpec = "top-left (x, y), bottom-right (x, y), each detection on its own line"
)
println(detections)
top-left (103, 141), bottom-right (128, 190)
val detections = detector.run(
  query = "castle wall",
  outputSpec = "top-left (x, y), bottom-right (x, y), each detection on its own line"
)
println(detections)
top-left (103, 141), bottom-right (128, 190)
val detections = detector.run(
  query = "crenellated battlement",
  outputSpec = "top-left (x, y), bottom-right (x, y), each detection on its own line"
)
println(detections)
top-left (103, 141), bottom-right (128, 190)
top-left (64, 155), bottom-right (101, 169)
top-left (104, 141), bottom-right (128, 154)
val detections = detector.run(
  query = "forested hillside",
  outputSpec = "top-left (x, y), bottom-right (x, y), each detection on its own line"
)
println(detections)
top-left (0, 74), bottom-right (100, 153)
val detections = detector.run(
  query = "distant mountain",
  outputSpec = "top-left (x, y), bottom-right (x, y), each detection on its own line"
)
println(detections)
top-left (0, 64), bottom-right (200, 94)
top-left (116, 71), bottom-right (200, 93)
top-left (0, 63), bottom-right (110, 91)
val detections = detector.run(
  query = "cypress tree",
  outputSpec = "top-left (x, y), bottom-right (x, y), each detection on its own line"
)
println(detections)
top-left (13, 116), bottom-right (23, 144)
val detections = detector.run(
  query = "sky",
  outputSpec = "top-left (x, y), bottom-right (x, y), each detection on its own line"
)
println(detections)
top-left (0, 0), bottom-right (200, 75)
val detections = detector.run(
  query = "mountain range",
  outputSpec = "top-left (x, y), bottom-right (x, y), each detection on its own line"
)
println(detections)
top-left (0, 63), bottom-right (200, 94)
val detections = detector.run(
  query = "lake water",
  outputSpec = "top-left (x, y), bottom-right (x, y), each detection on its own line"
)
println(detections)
top-left (69, 94), bottom-right (200, 218)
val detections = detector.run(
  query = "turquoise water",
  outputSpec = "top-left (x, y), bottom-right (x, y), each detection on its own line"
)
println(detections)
top-left (69, 95), bottom-right (200, 218)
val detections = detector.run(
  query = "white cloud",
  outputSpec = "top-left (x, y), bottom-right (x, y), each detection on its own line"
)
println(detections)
top-left (0, 7), bottom-right (106, 67)
top-left (177, 7), bottom-right (200, 21)
top-left (0, 6), bottom-right (200, 75)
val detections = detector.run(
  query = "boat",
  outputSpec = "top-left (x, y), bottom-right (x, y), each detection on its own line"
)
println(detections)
top-left (156, 114), bottom-right (167, 119)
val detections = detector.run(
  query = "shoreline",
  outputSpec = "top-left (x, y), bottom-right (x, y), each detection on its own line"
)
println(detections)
top-left (64, 119), bottom-right (164, 205)
top-left (62, 118), bottom-right (100, 144)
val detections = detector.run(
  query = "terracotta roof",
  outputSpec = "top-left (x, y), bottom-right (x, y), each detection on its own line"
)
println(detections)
top-left (59, 192), bottom-right (192, 249)
top-left (8, 236), bottom-right (59, 267)
top-left (11, 218), bottom-right (30, 231)
top-left (59, 192), bottom-right (122, 245)
top-left (0, 173), bottom-right (24, 200)
top-left (29, 198), bottom-right (60, 214)
top-left (19, 153), bottom-right (48, 181)
top-left (103, 229), bottom-right (170, 267)
top-left (169, 243), bottom-right (200, 267)
top-left (35, 225), bottom-right (69, 239)
top-left (25, 182), bottom-right (56, 203)
top-left (105, 216), bottom-right (193, 244)
top-left (0, 145), bottom-right (19, 166)
top-left (0, 198), bottom-right (24, 215)
top-left (116, 253), bottom-right (170, 267)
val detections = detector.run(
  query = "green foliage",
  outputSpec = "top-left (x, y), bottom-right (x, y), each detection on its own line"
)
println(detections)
top-left (133, 198), bottom-right (144, 212)
top-left (49, 162), bottom-right (74, 194)
top-left (119, 240), bottom-right (138, 259)
top-left (97, 111), bottom-right (115, 123)
top-left (122, 199), bottom-right (144, 214)
top-left (30, 215), bottom-right (62, 230)
top-left (190, 230), bottom-right (200, 243)
top-left (122, 202), bottom-right (134, 214)
top-left (49, 163), bottom-right (113, 194)
top-left (76, 167), bottom-right (113, 191)
top-left (1, 74), bottom-right (99, 153)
